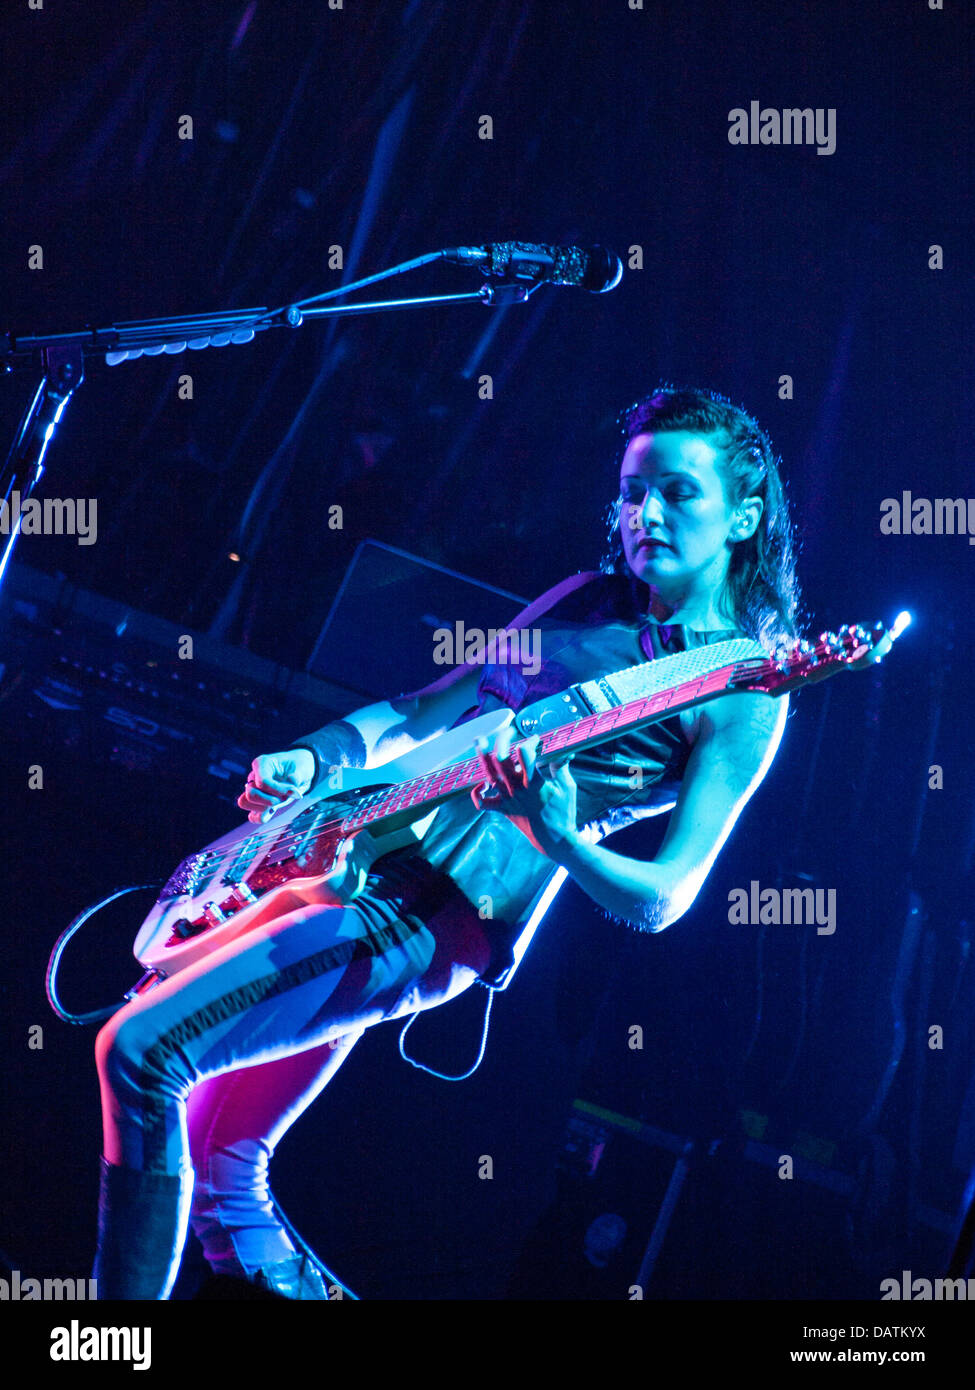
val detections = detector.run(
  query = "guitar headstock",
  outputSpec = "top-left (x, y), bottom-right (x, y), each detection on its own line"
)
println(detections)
top-left (730, 612), bottom-right (911, 696)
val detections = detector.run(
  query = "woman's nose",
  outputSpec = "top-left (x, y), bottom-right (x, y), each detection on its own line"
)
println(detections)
top-left (638, 491), bottom-right (665, 528)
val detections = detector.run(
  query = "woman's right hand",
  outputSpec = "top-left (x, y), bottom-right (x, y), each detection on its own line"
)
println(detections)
top-left (237, 749), bottom-right (316, 823)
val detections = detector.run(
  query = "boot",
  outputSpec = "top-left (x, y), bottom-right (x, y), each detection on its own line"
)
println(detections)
top-left (251, 1190), bottom-right (360, 1300)
top-left (93, 1156), bottom-right (194, 1300)
top-left (252, 1248), bottom-right (359, 1300)
top-left (190, 1160), bottom-right (359, 1301)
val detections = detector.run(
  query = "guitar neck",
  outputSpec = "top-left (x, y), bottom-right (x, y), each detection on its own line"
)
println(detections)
top-left (338, 654), bottom-right (765, 835)
top-left (157, 617), bottom-right (897, 906)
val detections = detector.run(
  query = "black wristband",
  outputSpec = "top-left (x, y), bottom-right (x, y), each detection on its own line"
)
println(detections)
top-left (289, 719), bottom-right (367, 791)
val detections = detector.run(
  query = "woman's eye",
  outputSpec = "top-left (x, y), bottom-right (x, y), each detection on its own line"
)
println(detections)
top-left (620, 483), bottom-right (696, 504)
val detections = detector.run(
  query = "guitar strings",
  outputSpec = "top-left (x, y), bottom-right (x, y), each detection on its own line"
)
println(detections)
top-left (175, 753), bottom-right (489, 885)
top-left (172, 654), bottom-right (780, 889)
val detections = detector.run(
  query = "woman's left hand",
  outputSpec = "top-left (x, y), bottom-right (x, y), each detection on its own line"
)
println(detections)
top-left (471, 725), bottom-right (580, 861)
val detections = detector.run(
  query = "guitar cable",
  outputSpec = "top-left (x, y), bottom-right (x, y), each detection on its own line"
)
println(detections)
top-left (49, 879), bottom-right (501, 1081)
top-left (396, 983), bottom-right (497, 1080)
top-left (45, 882), bottom-right (163, 1026)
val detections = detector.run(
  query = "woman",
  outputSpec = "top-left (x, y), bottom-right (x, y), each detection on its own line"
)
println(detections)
top-left (93, 384), bottom-right (800, 1299)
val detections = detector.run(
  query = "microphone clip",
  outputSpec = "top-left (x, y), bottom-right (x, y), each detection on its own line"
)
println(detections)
top-left (477, 281), bottom-right (535, 306)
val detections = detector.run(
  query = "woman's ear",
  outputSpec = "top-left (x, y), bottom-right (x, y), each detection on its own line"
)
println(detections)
top-left (731, 495), bottom-right (764, 541)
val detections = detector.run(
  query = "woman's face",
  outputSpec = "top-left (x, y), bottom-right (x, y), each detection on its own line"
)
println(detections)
top-left (617, 430), bottom-right (752, 611)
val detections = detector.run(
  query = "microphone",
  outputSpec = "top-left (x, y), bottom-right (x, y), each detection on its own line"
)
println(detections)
top-left (442, 242), bottom-right (623, 293)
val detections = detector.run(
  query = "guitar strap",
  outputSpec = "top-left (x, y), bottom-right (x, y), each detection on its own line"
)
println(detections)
top-left (575, 637), bottom-right (767, 713)
top-left (515, 637), bottom-right (766, 737)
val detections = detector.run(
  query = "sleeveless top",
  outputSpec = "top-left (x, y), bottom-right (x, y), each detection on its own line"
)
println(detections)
top-left (376, 570), bottom-right (756, 950)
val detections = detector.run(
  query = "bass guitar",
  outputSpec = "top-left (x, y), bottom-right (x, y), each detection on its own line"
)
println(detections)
top-left (130, 616), bottom-right (908, 991)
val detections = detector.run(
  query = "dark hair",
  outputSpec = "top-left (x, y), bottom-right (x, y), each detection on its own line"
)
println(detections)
top-left (599, 384), bottom-right (801, 647)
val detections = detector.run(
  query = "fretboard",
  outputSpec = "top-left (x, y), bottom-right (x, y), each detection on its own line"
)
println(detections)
top-left (338, 652), bottom-right (769, 835)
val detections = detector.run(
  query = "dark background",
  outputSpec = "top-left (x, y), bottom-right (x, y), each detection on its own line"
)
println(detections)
top-left (1, 0), bottom-right (974, 1303)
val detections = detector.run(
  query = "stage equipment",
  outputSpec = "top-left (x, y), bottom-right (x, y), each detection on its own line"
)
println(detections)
top-left (0, 561), bottom-right (352, 797)
top-left (0, 241), bottom-right (622, 602)
top-left (305, 538), bottom-right (528, 697)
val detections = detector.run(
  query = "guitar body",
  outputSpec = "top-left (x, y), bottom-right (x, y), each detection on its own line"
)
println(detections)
top-left (132, 707), bottom-right (514, 980)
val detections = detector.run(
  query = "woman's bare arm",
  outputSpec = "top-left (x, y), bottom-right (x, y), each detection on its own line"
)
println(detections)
top-left (549, 691), bottom-right (788, 930)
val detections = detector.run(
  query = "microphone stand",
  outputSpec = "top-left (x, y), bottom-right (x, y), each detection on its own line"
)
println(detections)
top-left (0, 250), bottom-right (539, 605)
top-left (0, 346), bottom-right (84, 590)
